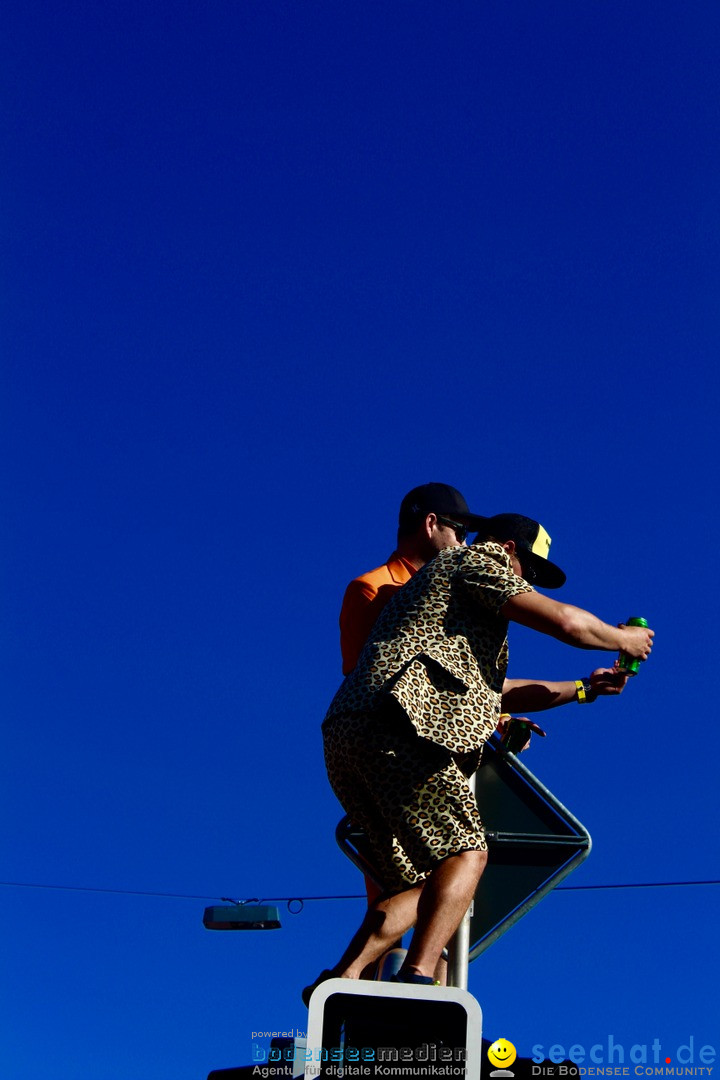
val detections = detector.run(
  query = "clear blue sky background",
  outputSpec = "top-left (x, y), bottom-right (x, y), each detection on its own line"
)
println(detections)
top-left (3, 2), bottom-right (719, 1077)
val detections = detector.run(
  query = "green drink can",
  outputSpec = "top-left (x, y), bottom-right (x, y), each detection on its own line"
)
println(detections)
top-left (502, 718), bottom-right (531, 755)
top-left (617, 616), bottom-right (649, 675)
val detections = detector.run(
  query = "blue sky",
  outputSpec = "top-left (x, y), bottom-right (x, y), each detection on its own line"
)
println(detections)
top-left (2, 2), bottom-right (719, 1076)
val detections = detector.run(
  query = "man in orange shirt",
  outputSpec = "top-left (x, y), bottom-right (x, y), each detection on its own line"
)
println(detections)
top-left (340, 483), bottom-right (482, 675)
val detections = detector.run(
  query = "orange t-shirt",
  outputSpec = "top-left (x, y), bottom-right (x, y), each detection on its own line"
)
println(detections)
top-left (339, 553), bottom-right (417, 675)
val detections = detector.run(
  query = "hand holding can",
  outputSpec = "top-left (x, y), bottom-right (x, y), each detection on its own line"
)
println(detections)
top-left (617, 616), bottom-right (653, 674)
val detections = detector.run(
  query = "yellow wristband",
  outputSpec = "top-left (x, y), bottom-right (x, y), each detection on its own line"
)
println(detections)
top-left (575, 679), bottom-right (587, 704)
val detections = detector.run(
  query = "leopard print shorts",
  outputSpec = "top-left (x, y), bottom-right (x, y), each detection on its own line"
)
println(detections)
top-left (323, 700), bottom-right (486, 895)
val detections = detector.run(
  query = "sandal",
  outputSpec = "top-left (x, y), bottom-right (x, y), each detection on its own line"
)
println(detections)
top-left (390, 971), bottom-right (435, 986)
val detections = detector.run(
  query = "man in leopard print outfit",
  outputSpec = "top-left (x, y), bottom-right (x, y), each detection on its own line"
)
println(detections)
top-left (309, 514), bottom-right (654, 993)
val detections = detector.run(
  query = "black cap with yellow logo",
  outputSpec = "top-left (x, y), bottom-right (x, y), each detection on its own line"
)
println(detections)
top-left (472, 513), bottom-right (566, 589)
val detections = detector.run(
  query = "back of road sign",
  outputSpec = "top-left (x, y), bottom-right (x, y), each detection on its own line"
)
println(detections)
top-left (469, 735), bottom-right (590, 958)
top-left (336, 734), bottom-right (591, 962)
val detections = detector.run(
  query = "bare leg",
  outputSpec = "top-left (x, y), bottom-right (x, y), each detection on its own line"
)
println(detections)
top-left (433, 953), bottom-right (448, 986)
top-left (335, 885), bottom-right (423, 978)
top-left (306, 849), bottom-right (486, 994)
top-left (401, 849), bottom-right (487, 979)
top-left (304, 884), bottom-right (423, 998)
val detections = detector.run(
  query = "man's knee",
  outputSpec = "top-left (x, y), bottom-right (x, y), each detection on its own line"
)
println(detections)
top-left (459, 847), bottom-right (488, 880)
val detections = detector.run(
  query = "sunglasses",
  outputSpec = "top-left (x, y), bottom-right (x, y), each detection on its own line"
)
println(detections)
top-left (436, 516), bottom-right (469, 544)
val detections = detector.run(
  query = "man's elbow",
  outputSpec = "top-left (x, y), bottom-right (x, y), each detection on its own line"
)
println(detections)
top-left (555, 605), bottom-right (586, 643)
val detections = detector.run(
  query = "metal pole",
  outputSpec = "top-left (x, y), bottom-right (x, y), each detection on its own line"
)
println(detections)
top-left (446, 772), bottom-right (476, 990)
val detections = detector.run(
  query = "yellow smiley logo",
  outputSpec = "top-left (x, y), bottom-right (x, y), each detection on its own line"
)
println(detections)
top-left (488, 1039), bottom-right (517, 1069)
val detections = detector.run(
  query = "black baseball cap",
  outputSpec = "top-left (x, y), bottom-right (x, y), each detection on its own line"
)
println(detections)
top-left (472, 513), bottom-right (567, 588)
top-left (398, 483), bottom-right (486, 532)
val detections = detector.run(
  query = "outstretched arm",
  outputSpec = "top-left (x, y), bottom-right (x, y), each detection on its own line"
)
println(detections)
top-left (502, 667), bottom-right (629, 712)
top-left (501, 590), bottom-right (654, 657)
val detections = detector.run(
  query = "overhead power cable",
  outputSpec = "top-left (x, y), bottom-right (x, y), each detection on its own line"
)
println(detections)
top-left (0, 878), bottom-right (719, 903)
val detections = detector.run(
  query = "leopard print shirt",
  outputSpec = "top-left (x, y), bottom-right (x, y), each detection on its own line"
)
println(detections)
top-left (324, 542), bottom-right (533, 755)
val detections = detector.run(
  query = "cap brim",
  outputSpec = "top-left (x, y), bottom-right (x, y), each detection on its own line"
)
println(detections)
top-left (456, 513), bottom-right (490, 531)
top-left (524, 551), bottom-right (566, 589)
